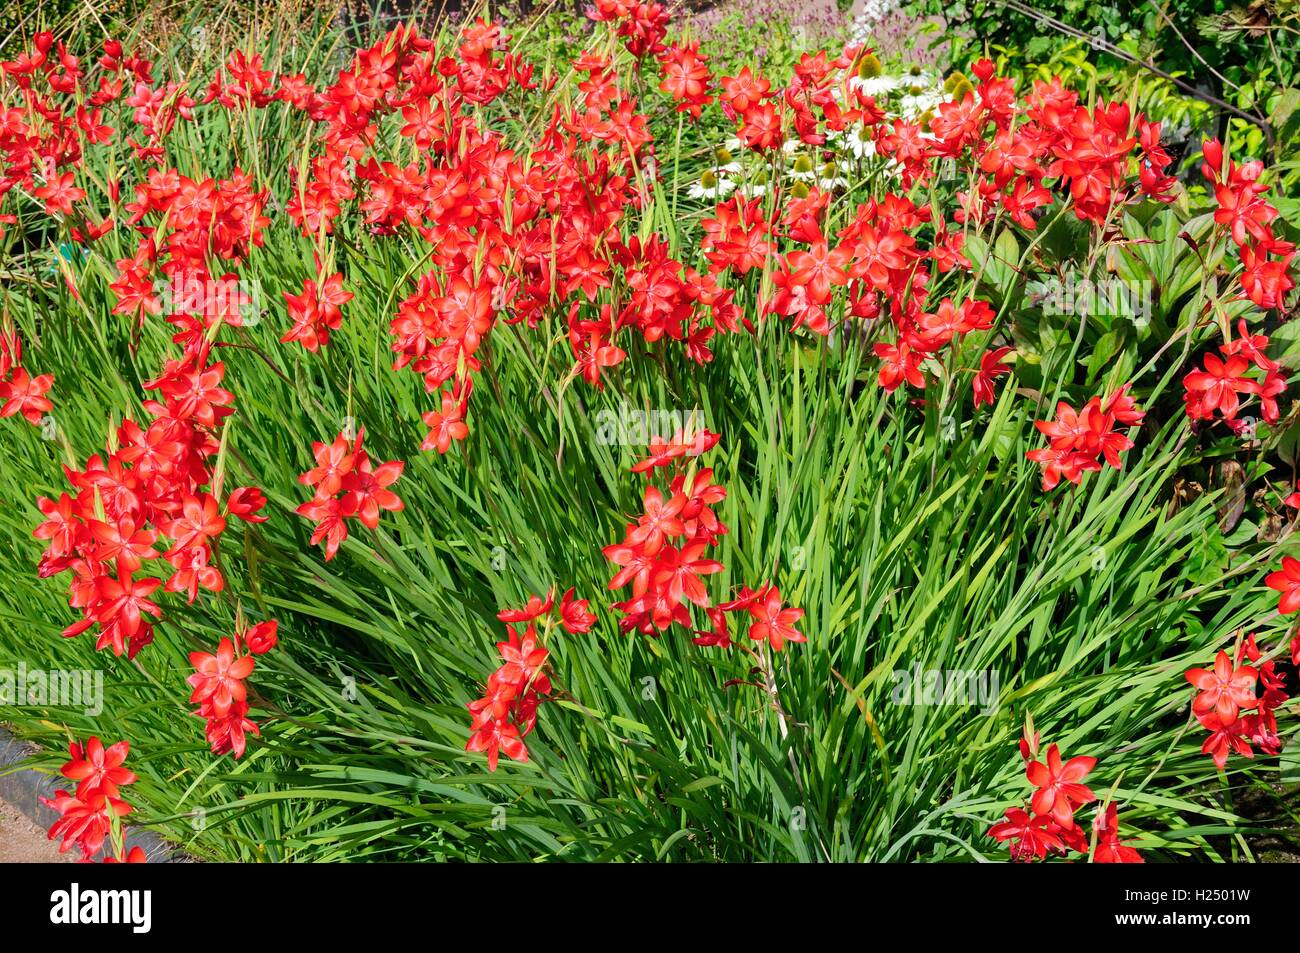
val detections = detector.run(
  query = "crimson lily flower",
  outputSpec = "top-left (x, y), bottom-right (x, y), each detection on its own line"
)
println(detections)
top-left (988, 807), bottom-right (1065, 862)
top-left (627, 485), bottom-right (686, 555)
top-left (0, 367), bottom-right (54, 424)
top-left (1025, 743), bottom-right (1096, 826)
top-left (498, 592), bottom-right (554, 623)
top-left (465, 719), bottom-right (527, 771)
top-left (559, 588), bottom-right (597, 633)
top-left (41, 789), bottom-right (131, 859)
top-left (160, 493), bottom-right (226, 552)
top-left (61, 737), bottom-right (136, 800)
top-left (94, 570), bottom-right (161, 637)
top-left (972, 346), bottom-right (1013, 408)
top-left (1265, 556), bottom-right (1300, 614)
top-left (341, 456), bottom-right (404, 530)
top-left (1182, 353), bottom-right (1257, 421)
top-left (187, 637), bottom-right (254, 717)
top-left (495, 626), bottom-right (550, 692)
top-left (744, 583), bottom-right (806, 651)
top-left (1185, 650), bottom-right (1258, 726)
top-left (1092, 804), bottom-right (1143, 863)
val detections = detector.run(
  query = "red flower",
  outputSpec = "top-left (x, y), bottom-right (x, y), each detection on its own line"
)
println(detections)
top-left (44, 733), bottom-right (139, 860)
top-left (282, 272), bottom-right (352, 352)
top-left (497, 591), bottom-right (554, 623)
top-left (1092, 804), bottom-right (1143, 863)
top-left (300, 433), bottom-right (355, 497)
top-left (495, 625), bottom-right (550, 692)
top-left (465, 718), bottom-right (528, 771)
top-left (988, 807), bottom-right (1065, 862)
top-left (989, 730), bottom-right (1134, 862)
top-left (34, 171), bottom-right (86, 215)
top-left (164, 545), bottom-right (223, 602)
top-left (61, 737), bottom-right (136, 800)
top-left (627, 485), bottom-right (685, 555)
top-left (467, 587), bottom-right (588, 771)
top-left (1186, 650), bottom-right (1258, 725)
top-left (972, 346), bottom-right (1013, 407)
top-left (743, 583), bottom-right (806, 651)
top-left (1027, 395), bottom-right (1135, 490)
top-left (297, 428), bottom-right (404, 556)
top-left (658, 42), bottom-right (712, 118)
top-left (1025, 743), bottom-right (1096, 826)
top-left (297, 495), bottom-right (349, 560)
top-left (1239, 243), bottom-right (1295, 310)
top-left (188, 632), bottom-right (263, 758)
top-left (1183, 353), bottom-right (1256, 422)
top-left (94, 570), bottom-right (162, 638)
top-left (42, 789), bottom-right (132, 859)
top-left (242, 619), bottom-right (279, 654)
top-left (187, 636), bottom-right (254, 717)
top-left (0, 367), bottom-right (54, 424)
top-left (103, 845), bottom-right (148, 863)
top-left (1265, 556), bottom-right (1300, 614)
top-left (874, 340), bottom-right (925, 392)
top-left (342, 455), bottom-right (404, 530)
top-left (88, 517), bottom-right (158, 571)
top-left (227, 486), bottom-right (269, 522)
top-left (1199, 717), bottom-right (1254, 770)
top-left (631, 427), bottom-right (720, 472)
top-left (160, 493), bottom-right (226, 552)
top-left (719, 67), bottom-right (770, 114)
top-left (201, 700), bottom-right (260, 759)
top-left (691, 606), bottom-right (731, 648)
top-left (559, 588), bottom-right (597, 633)
top-left (421, 386), bottom-right (470, 454)
top-left (148, 361), bottom-right (234, 428)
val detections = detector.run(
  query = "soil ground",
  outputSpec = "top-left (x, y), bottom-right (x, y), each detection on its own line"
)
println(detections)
top-left (0, 795), bottom-right (69, 863)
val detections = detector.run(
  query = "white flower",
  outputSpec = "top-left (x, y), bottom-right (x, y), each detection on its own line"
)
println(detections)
top-left (901, 67), bottom-right (935, 88)
top-left (856, 0), bottom-right (900, 26)
top-left (785, 152), bottom-right (819, 182)
top-left (841, 124), bottom-right (877, 160)
top-left (900, 89), bottom-right (943, 119)
top-left (849, 74), bottom-right (900, 97)
top-left (814, 157), bottom-right (852, 191)
top-left (687, 175), bottom-right (737, 201)
top-left (849, 1), bottom-right (902, 44)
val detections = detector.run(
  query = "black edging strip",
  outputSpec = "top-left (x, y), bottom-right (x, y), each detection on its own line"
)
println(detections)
top-left (0, 725), bottom-right (177, 863)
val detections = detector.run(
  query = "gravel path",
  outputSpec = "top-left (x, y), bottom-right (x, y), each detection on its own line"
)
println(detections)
top-left (0, 795), bottom-right (69, 863)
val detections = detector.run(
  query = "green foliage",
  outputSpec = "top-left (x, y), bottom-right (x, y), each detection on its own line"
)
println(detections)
top-left (917, 0), bottom-right (1298, 83)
